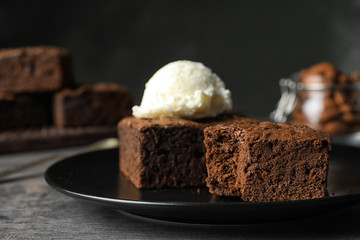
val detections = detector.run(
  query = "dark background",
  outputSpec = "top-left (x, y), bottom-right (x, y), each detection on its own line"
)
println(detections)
top-left (1, 0), bottom-right (360, 118)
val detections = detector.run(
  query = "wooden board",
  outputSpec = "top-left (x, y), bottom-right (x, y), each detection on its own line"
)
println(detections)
top-left (0, 126), bottom-right (118, 153)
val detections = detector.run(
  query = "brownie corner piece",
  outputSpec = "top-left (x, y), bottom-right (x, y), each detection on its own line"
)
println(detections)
top-left (118, 116), bottom-right (207, 189)
top-left (203, 122), bottom-right (252, 197)
top-left (204, 121), bottom-right (331, 202)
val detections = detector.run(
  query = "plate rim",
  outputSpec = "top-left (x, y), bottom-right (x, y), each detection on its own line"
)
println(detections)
top-left (44, 148), bottom-right (360, 208)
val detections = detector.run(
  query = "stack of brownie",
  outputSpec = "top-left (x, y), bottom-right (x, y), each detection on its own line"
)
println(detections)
top-left (0, 46), bottom-right (133, 152)
top-left (0, 47), bottom-right (73, 130)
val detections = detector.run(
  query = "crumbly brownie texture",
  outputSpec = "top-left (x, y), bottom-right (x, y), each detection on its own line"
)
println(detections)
top-left (118, 114), bottom-right (258, 189)
top-left (204, 121), bottom-right (331, 202)
top-left (54, 83), bottom-right (133, 127)
top-left (0, 46), bottom-right (74, 92)
top-left (0, 92), bottom-right (52, 130)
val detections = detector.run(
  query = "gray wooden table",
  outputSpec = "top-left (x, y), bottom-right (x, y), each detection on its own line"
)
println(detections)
top-left (2, 146), bottom-right (360, 240)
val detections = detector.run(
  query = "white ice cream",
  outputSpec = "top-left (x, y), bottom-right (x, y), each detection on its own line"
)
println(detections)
top-left (132, 60), bottom-right (232, 119)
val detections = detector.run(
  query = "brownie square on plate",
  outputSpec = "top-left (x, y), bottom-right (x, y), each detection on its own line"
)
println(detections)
top-left (204, 121), bottom-right (331, 202)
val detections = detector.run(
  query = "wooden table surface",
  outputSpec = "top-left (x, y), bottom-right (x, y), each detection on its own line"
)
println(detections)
top-left (2, 145), bottom-right (360, 240)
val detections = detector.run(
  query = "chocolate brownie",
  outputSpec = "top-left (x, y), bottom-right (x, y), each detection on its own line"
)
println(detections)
top-left (54, 83), bottom-right (133, 127)
top-left (204, 121), bottom-right (331, 202)
top-left (118, 114), bottom-right (258, 189)
top-left (0, 92), bottom-right (52, 130)
top-left (0, 46), bottom-right (73, 92)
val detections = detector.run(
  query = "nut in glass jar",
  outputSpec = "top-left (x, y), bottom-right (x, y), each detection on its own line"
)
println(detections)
top-left (271, 63), bottom-right (360, 136)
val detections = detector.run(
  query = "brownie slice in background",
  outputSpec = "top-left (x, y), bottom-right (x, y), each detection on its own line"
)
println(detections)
top-left (204, 121), bottom-right (331, 202)
top-left (0, 92), bottom-right (52, 130)
top-left (0, 46), bottom-right (74, 93)
top-left (54, 83), bottom-right (133, 127)
top-left (118, 114), bottom-right (258, 189)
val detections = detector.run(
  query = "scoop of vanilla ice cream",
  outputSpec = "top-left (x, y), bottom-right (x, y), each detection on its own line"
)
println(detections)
top-left (132, 60), bottom-right (232, 119)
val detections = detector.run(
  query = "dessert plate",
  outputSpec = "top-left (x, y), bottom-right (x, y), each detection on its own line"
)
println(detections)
top-left (45, 145), bottom-right (360, 224)
top-left (332, 132), bottom-right (360, 148)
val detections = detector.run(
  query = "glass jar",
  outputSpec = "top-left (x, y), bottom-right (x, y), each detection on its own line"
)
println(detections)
top-left (271, 77), bottom-right (360, 136)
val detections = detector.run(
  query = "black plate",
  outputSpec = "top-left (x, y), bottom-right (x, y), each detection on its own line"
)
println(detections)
top-left (44, 145), bottom-right (360, 224)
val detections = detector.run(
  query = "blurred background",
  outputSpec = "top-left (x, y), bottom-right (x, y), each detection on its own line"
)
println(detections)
top-left (1, 0), bottom-right (360, 118)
